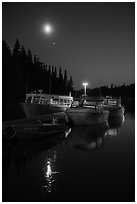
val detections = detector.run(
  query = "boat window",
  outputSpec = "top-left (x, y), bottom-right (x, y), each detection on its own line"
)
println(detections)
top-left (53, 98), bottom-right (59, 101)
top-left (50, 99), bottom-right (53, 103)
top-left (42, 98), bottom-right (49, 104)
top-left (53, 99), bottom-right (59, 104)
top-left (26, 97), bottom-right (31, 103)
top-left (59, 99), bottom-right (63, 103)
top-left (33, 97), bottom-right (40, 104)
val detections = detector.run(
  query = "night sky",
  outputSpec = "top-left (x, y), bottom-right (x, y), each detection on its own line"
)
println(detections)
top-left (2, 2), bottom-right (135, 89)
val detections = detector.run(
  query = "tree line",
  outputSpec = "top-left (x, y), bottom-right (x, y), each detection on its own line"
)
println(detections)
top-left (74, 83), bottom-right (135, 99)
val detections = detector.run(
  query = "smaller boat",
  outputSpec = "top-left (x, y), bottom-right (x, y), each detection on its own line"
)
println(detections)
top-left (5, 121), bottom-right (66, 140)
top-left (102, 96), bottom-right (125, 117)
top-left (66, 107), bottom-right (109, 126)
top-left (80, 96), bottom-right (125, 118)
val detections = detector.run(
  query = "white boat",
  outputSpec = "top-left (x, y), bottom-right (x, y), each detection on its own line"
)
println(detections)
top-left (66, 107), bottom-right (109, 126)
top-left (21, 90), bottom-right (73, 119)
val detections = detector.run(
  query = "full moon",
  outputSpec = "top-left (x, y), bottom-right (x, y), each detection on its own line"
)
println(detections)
top-left (43, 23), bottom-right (53, 34)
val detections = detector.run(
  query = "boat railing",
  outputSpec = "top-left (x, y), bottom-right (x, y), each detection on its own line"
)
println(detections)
top-left (25, 92), bottom-right (73, 107)
top-left (103, 97), bottom-right (121, 107)
top-left (25, 96), bottom-right (50, 104)
top-left (26, 95), bottom-right (73, 106)
top-left (83, 100), bottom-right (104, 109)
top-left (71, 99), bottom-right (103, 110)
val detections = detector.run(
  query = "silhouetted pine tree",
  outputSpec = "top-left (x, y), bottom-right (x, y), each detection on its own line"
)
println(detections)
top-left (63, 69), bottom-right (68, 95)
top-left (26, 49), bottom-right (33, 92)
top-left (51, 65), bottom-right (54, 94)
top-left (33, 54), bottom-right (45, 91)
top-left (53, 66), bottom-right (57, 94)
top-left (67, 76), bottom-right (74, 95)
top-left (42, 64), bottom-right (49, 93)
top-left (57, 67), bottom-right (63, 94)
top-left (12, 39), bottom-right (25, 101)
top-left (20, 45), bottom-right (27, 92)
top-left (48, 65), bottom-right (51, 94)
top-left (2, 40), bottom-right (12, 119)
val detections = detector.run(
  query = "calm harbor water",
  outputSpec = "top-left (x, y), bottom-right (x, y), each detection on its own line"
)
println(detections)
top-left (2, 111), bottom-right (135, 202)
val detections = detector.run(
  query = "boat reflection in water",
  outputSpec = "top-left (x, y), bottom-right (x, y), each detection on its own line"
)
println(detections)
top-left (106, 114), bottom-right (125, 137)
top-left (64, 111), bottom-right (125, 151)
top-left (42, 151), bottom-right (59, 194)
top-left (65, 122), bottom-right (109, 151)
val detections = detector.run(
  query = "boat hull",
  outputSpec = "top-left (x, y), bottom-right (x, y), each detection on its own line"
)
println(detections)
top-left (66, 107), bottom-right (109, 126)
top-left (21, 103), bottom-right (68, 119)
top-left (11, 123), bottom-right (66, 140)
top-left (103, 106), bottom-right (125, 118)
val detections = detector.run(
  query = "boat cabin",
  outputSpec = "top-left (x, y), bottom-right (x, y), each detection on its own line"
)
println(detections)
top-left (71, 96), bottom-right (121, 109)
top-left (103, 96), bottom-right (121, 107)
top-left (25, 91), bottom-right (73, 107)
top-left (71, 97), bottom-right (104, 109)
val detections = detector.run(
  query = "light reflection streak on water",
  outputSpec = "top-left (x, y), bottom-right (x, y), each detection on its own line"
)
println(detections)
top-left (41, 128), bottom-right (72, 194)
top-left (42, 151), bottom-right (59, 193)
top-left (86, 137), bottom-right (103, 150)
top-left (105, 129), bottom-right (118, 137)
top-left (65, 127), bottom-right (71, 138)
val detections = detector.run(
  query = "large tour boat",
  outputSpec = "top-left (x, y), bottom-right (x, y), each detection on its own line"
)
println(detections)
top-left (21, 90), bottom-right (73, 119)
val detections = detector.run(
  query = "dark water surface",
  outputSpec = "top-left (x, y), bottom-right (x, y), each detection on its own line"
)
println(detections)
top-left (2, 111), bottom-right (135, 202)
